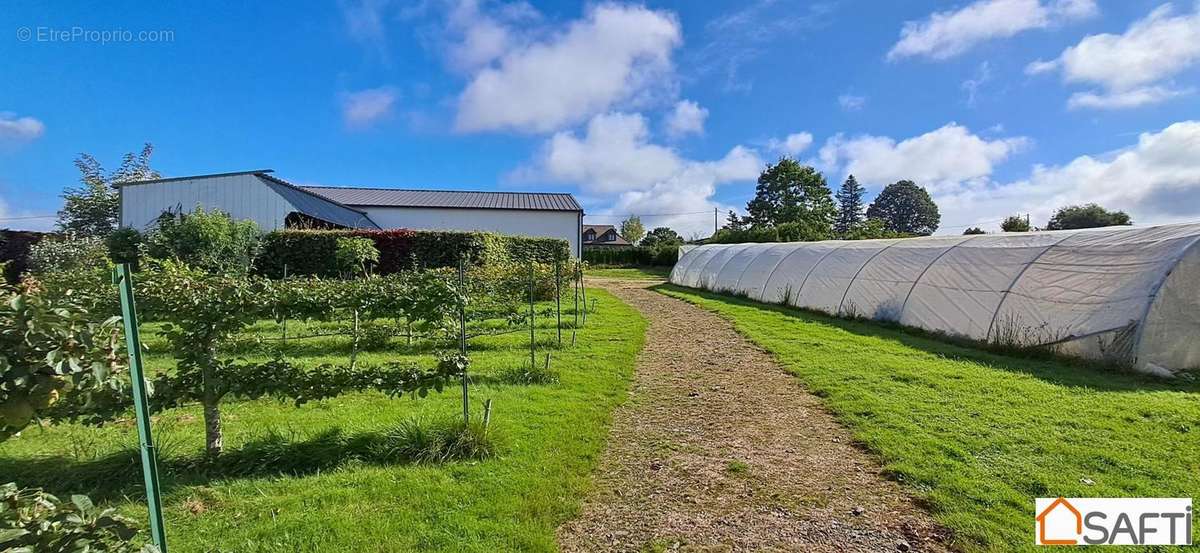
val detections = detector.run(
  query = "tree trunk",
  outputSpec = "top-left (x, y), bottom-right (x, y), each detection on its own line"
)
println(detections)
top-left (202, 395), bottom-right (222, 457)
top-left (201, 345), bottom-right (223, 457)
top-left (351, 308), bottom-right (360, 371)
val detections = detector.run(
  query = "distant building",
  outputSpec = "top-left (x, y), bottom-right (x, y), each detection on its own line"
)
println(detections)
top-left (116, 169), bottom-right (584, 257)
top-left (581, 224), bottom-right (632, 248)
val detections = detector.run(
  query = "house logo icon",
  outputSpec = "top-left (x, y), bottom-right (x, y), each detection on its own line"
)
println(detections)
top-left (1036, 497), bottom-right (1082, 545)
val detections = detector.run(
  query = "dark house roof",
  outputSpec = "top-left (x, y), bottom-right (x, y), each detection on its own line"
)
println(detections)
top-left (582, 224), bottom-right (632, 246)
top-left (301, 186), bottom-right (583, 212)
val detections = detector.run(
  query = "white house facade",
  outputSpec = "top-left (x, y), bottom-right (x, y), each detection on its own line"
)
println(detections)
top-left (117, 170), bottom-right (584, 257)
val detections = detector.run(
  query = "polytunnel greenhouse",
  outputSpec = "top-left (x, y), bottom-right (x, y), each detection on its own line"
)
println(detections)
top-left (671, 223), bottom-right (1200, 376)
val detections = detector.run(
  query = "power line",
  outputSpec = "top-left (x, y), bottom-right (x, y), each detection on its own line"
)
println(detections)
top-left (0, 214), bottom-right (56, 222)
top-left (584, 210), bottom-right (713, 220)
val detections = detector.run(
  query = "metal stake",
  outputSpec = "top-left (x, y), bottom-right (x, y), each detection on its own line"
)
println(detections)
top-left (555, 259), bottom-right (562, 346)
top-left (528, 262), bottom-right (536, 369)
top-left (458, 258), bottom-right (469, 424)
top-left (114, 264), bottom-right (167, 552)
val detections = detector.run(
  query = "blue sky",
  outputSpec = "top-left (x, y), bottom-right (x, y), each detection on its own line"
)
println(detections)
top-left (2, 0), bottom-right (1198, 236)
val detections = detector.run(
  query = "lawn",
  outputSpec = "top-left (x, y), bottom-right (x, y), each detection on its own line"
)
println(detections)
top-left (1, 288), bottom-right (645, 552)
top-left (586, 265), bottom-right (672, 280)
top-left (659, 285), bottom-right (1200, 552)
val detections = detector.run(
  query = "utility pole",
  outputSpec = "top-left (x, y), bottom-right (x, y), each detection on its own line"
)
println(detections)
top-left (714, 207), bottom-right (718, 237)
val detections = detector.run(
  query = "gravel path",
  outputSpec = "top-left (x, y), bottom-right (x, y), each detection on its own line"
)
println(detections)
top-left (557, 279), bottom-right (951, 553)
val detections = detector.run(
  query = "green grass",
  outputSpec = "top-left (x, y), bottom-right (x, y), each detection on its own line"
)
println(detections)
top-left (1, 289), bottom-right (645, 552)
top-left (586, 266), bottom-right (672, 280)
top-left (659, 285), bottom-right (1200, 552)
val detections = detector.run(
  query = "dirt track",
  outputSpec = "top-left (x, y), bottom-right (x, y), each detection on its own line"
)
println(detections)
top-left (557, 279), bottom-right (950, 553)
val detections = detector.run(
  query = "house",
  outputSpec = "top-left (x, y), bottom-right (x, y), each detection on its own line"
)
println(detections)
top-left (582, 224), bottom-right (632, 248)
top-left (117, 169), bottom-right (584, 257)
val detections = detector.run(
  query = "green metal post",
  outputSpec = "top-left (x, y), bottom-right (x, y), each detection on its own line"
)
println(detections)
top-left (528, 262), bottom-right (535, 369)
top-left (555, 259), bottom-right (562, 346)
top-left (114, 264), bottom-right (168, 552)
top-left (458, 259), bottom-right (469, 424)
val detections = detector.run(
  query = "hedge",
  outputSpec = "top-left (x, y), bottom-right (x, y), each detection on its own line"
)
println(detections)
top-left (255, 229), bottom-right (569, 278)
top-left (1, 230), bottom-right (49, 284)
top-left (583, 245), bottom-right (678, 267)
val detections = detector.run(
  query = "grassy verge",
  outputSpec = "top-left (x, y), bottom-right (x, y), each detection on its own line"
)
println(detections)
top-left (586, 266), bottom-right (672, 280)
top-left (659, 284), bottom-right (1200, 552)
top-left (1, 289), bottom-right (645, 552)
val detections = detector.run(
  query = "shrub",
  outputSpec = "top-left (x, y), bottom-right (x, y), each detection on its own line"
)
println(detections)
top-left (359, 322), bottom-right (395, 350)
top-left (25, 236), bottom-right (104, 274)
top-left (0, 230), bottom-right (48, 284)
top-left (143, 207), bottom-right (262, 274)
top-left (335, 237), bottom-right (379, 278)
top-left (583, 245), bottom-right (678, 267)
top-left (105, 227), bottom-right (142, 264)
top-left (0, 482), bottom-right (154, 552)
top-left (256, 229), bottom-right (570, 278)
top-left (26, 235), bottom-right (110, 275)
top-left (1, 281), bottom-right (128, 439)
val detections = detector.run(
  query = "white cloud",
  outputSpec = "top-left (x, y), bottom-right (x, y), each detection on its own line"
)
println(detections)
top-left (817, 123), bottom-right (1028, 193)
top-left (1028, 3), bottom-right (1200, 109)
top-left (1067, 86), bottom-right (1191, 110)
top-left (0, 112), bottom-right (45, 142)
top-left (443, 0), bottom-right (541, 73)
top-left (935, 120), bottom-right (1200, 230)
top-left (768, 132), bottom-right (814, 156)
top-left (339, 0), bottom-right (393, 60)
top-left (341, 87), bottom-right (398, 129)
top-left (514, 112), bottom-right (763, 236)
top-left (454, 4), bottom-right (681, 133)
top-left (888, 0), bottom-right (1097, 61)
top-left (664, 100), bottom-right (708, 138)
top-left (693, 1), bottom-right (837, 92)
top-left (961, 61), bottom-right (992, 107)
top-left (838, 94), bottom-right (866, 111)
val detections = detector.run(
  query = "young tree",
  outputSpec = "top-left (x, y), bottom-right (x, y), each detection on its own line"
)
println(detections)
top-left (865, 180), bottom-right (940, 235)
top-left (745, 158), bottom-right (836, 233)
top-left (963, 227), bottom-right (986, 235)
top-left (1045, 204), bottom-right (1132, 230)
top-left (640, 227), bottom-right (683, 250)
top-left (619, 216), bottom-right (646, 245)
top-left (57, 144), bottom-right (160, 238)
top-left (1000, 215), bottom-right (1031, 232)
top-left (833, 174), bottom-right (866, 237)
top-left (142, 207), bottom-right (262, 274)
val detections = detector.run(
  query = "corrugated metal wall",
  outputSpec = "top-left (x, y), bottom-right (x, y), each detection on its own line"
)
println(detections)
top-left (120, 174), bottom-right (295, 230)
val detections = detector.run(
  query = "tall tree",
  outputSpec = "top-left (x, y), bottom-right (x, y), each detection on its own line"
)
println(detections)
top-left (865, 180), bottom-right (940, 235)
top-left (744, 158), bottom-right (836, 234)
top-left (724, 210), bottom-right (748, 231)
top-left (1045, 204), bottom-right (1132, 230)
top-left (1000, 214), bottom-right (1031, 232)
top-left (57, 143), bottom-right (160, 238)
top-left (619, 215), bottom-right (646, 245)
top-left (833, 174), bottom-right (866, 237)
top-left (640, 227), bottom-right (683, 250)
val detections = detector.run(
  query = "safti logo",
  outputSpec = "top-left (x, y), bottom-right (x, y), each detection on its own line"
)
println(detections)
top-left (1035, 497), bottom-right (1192, 546)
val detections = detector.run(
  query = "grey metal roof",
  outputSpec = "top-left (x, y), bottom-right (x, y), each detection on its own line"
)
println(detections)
top-left (112, 169), bottom-right (276, 187)
top-left (301, 186), bottom-right (583, 212)
top-left (257, 174), bottom-right (380, 229)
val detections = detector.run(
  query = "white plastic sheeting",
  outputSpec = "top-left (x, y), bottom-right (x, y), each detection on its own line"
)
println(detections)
top-left (670, 223), bottom-right (1200, 376)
